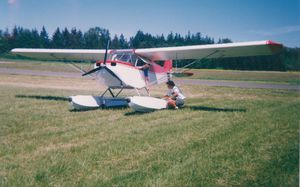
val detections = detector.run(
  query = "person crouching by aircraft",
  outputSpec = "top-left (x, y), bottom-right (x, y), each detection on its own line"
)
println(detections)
top-left (164, 80), bottom-right (186, 109)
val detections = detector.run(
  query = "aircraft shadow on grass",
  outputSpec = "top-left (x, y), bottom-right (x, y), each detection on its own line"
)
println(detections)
top-left (15, 95), bottom-right (246, 114)
top-left (15, 94), bottom-right (127, 112)
top-left (15, 94), bottom-right (69, 101)
top-left (187, 105), bottom-right (246, 112)
top-left (70, 106), bottom-right (128, 112)
top-left (124, 105), bottom-right (246, 116)
top-left (124, 111), bottom-right (155, 116)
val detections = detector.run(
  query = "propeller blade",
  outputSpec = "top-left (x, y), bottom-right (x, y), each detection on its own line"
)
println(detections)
top-left (83, 40), bottom-right (110, 76)
top-left (82, 66), bottom-right (102, 76)
top-left (103, 40), bottom-right (110, 65)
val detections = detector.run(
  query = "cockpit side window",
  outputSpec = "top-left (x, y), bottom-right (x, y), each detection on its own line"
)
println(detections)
top-left (111, 54), bottom-right (122, 61)
top-left (120, 54), bottom-right (130, 62)
top-left (110, 51), bottom-right (150, 67)
top-left (136, 59), bottom-right (145, 67)
top-left (131, 55), bottom-right (138, 65)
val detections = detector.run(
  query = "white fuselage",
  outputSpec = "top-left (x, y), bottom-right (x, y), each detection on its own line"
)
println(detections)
top-left (95, 62), bottom-right (168, 89)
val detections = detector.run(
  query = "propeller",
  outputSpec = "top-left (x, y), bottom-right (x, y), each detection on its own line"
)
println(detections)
top-left (82, 40), bottom-right (110, 76)
top-left (103, 40), bottom-right (110, 65)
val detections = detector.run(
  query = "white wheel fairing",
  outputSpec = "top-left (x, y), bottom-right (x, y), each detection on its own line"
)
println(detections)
top-left (70, 95), bottom-right (102, 110)
top-left (128, 96), bottom-right (167, 112)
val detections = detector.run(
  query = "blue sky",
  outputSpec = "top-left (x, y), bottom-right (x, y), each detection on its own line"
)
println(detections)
top-left (1, 0), bottom-right (299, 47)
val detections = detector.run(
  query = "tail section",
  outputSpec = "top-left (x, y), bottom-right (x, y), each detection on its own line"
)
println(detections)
top-left (163, 60), bottom-right (173, 72)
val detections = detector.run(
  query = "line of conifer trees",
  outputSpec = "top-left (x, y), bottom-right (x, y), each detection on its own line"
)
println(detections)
top-left (0, 26), bottom-right (298, 71)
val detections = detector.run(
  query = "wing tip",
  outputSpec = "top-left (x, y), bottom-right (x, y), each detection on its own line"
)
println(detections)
top-left (266, 40), bottom-right (283, 54)
top-left (266, 40), bottom-right (282, 46)
top-left (10, 48), bottom-right (18, 53)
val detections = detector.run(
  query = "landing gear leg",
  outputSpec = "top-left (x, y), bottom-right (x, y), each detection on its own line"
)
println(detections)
top-left (101, 87), bottom-right (125, 98)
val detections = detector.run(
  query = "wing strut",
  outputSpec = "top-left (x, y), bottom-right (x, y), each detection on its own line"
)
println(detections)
top-left (68, 62), bottom-right (95, 78)
top-left (181, 50), bottom-right (221, 69)
top-left (172, 50), bottom-right (222, 77)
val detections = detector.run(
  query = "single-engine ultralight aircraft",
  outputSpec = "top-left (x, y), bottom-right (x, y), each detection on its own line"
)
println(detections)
top-left (11, 40), bottom-right (283, 112)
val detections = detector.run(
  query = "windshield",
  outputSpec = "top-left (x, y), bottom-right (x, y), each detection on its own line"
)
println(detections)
top-left (110, 51), bottom-right (147, 67)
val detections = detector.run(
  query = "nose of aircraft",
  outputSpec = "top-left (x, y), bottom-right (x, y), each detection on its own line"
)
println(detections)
top-left (95, 61), bottom-right (102, 66)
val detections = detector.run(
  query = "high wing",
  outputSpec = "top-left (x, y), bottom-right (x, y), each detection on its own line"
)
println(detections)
top-left (11, 48), bottom-right (107, 61)
top-left (11, 40), bottom-right (283, 62)
top-left (135, 40), bottom-right (283, 61)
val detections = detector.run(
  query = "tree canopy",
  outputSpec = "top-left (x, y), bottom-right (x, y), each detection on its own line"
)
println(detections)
top-left (0, 26), bottom-right (299, 71)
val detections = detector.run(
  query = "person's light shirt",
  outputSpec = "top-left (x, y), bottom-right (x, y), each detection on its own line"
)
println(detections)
top-left (167, 86), bottom-right (186, 100)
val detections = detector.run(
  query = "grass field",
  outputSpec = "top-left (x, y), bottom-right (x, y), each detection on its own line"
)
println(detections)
top-left (0, 59), bottom-right (88, 73)
top-left (0, 82), bottom-right (299, 186)
top-left (190, 69), bottom-right (300, 85)
top-left (0, 60), bottom-right (299, 186)
top-left (1, 59), bottom-right (300, 84)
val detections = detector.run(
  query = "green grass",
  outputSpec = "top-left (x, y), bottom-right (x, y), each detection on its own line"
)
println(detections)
top-left (0, 85), bottom-right (299, 186)
top-left (187, 69), bottom-right (300, 85)
top-left (0, 59), bottom-right (91, 73)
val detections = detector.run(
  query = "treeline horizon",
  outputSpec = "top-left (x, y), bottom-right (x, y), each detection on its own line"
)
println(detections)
top-left (0, 26), bottom-right (299, 71)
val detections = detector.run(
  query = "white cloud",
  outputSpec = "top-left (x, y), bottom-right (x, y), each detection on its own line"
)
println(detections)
top-left (249, 25), bottom-right (300, 36)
